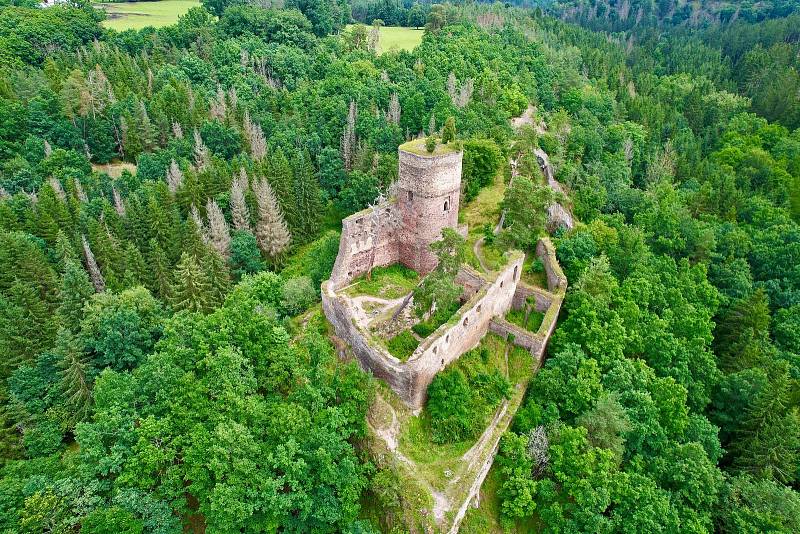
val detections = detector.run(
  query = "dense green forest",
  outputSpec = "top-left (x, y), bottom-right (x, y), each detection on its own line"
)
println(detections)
top-left (0, 0), bottom-right (798, 532)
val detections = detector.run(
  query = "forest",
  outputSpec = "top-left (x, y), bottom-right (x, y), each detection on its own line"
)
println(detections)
top-left (0, 0), bottom-right (798, 532)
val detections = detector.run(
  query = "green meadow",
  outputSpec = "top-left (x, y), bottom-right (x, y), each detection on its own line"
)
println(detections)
top-left (347, 24), bottom-right (424, 53)
top-left (98, 0), bottom-right (200, 31)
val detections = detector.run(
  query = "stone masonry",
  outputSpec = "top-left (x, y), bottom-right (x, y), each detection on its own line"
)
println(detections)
top-left (322, 139), bottom-right (567, 411)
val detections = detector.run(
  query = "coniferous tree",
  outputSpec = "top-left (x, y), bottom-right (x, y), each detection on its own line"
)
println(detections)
top-left (122, 243), bottom-right (147, 289)
top-left (81, 234), bottom-right (106, 293)
top-left (253, 178), bottom-right (292, 260)
top-left (0, 281), bottom-right (56, 378)
top-left (293, 151), bottom-right (324, 243)
top-left (57, 260), bottom-right (94, 328)
top-left (267, 149), bottom-right (297, 232)
top-left (170, 252), bottom-right (212, 313)
top-left (55, 329), bottom-right (91, 429)
top-left (166, 159), bottom-right (184, 195)
top-left (230, 169), bottom-right (252, 232)
top-left (54, 231), bottom-right (76, 273)
top-left (204, 250), bottom-right (231, 308)
top-left (442, 116), bottom-right (456, 143)
top-left (714, 289), bottom-right (772, 372)
top-left (147, 239), bottom-right (172, 301)
top-left (193, 129), bottom-right (210, 171)
top-left (206, 199), bottom-right (231, 260)
top-left (733, 363), bottom-right (800, 484)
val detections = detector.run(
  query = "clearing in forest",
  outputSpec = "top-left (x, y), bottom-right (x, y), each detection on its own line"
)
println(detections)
top-left (98, 0), bottom-right (200, 31)
top-left (346, 25), bottom-right (424, 53)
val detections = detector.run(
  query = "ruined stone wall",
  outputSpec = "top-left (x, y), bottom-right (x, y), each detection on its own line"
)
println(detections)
top-left (455, 266), bottom-right (485, 301)
top-left (537, 238), bottom-right (567, 293)
top-left (512, 285), bottom-right (553, 313)
top-left (328, 200), bottom-right (401, 291)
top-left (327, 145), bottom-right (464, 289)
top-left (322, 255), bottom-right (524, 409)
top-left (404, 254), bottom-right (524, 407)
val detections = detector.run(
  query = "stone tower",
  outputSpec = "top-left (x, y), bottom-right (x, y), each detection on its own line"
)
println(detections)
top-left (397, 142), bottom-right (463, 273)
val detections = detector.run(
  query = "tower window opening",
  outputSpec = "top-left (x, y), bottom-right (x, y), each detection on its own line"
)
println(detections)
top-left (444, 199), bottom-right (449, 212)
top-left (407, 191), bottom-right (413, 202)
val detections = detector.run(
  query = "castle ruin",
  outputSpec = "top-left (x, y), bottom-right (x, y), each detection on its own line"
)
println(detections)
top-left (322, 138), bottom-right (566, 410)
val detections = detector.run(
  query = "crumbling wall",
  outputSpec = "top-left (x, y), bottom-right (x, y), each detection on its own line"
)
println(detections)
top-left (322, 255), bottom-right (524, 409)
top-left (404, 255), bottom-right (524, 407)
top-left (537, 237), bottom-right (567, 294)
top-left (328, 200), bottom-right (401, 291)
top-left (512, 284), bottom-right (553, 313)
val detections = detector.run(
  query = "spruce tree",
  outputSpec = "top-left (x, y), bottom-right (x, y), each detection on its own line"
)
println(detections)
top-left (204, 250), bottom-right (231, 308)
top-left (57, 260), bottom-right (94, 329)
top-left (292, 151), bottom-right (324, 244)
top-left (0, 281), bottom-right (56, 378)
top-left (54, 231), bottom-right (76, 273)
top-left (230, 169), bottom-right (252, 232)
top-left (170, 252), bottom-right (212, 313)
top-left (56, 328), bottom-right (91, 429)
top-left (442, 116), bottom-right (456, 143)
top-left (253, 178), bottom-right (291, 260)
top-left (267, 149), bottom-right (297, 233)
top-left (206, 199), bottom-right (231, 260)
top-left (122, 243), bottom-right (147, 289)
top-left (147, 238), bottom-right (172, 301)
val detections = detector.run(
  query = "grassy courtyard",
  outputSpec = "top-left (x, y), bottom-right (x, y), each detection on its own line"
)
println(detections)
top-left (98, 0), bottom-right (200, 31)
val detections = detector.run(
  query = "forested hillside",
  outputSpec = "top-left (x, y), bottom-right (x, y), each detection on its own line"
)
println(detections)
top-left (0, 0), bottom-right (798, 532)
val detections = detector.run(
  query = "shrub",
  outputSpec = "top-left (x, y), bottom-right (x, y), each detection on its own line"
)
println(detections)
top-left (427, 368), bottom-right (476, 443)
top-left (411, 302), bottom-right (459, 338)
top-left (425, 136), bottom-right (436, 153)
top-left (280, 276), bottom-right (317, 316)
top-left (386, 330), bottom-right (419, 361)
top-left (427, 348), bottom-right (512, 444)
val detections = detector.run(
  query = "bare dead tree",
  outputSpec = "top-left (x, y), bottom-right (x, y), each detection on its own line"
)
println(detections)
top-left (166, 159), bottom-right (183, 194)
top-left (206, 198), bottom-right (231, 259)
top-left (230, 169), bottom-right (252, 232)
top-left (112, 187), bottom-right (125, 216)
top-left (82, 235), bottom-right (105, 292)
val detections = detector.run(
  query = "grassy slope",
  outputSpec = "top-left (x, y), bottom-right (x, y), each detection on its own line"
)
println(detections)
top-left (98, 0), bottom-right (200, 31)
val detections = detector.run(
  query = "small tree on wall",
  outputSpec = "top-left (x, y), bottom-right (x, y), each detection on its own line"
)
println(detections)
top-left (442, 116), bottom-right (456, 144)
top-left (425, 135), bottom-right (437, 153)
top-left (413, 228), bottom-right (465, 317)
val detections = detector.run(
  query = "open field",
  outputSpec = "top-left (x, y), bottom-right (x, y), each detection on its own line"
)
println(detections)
top-left (346, 25), bottom-right (424, 54)
top-left (98, 0), bottom-right (200, 31)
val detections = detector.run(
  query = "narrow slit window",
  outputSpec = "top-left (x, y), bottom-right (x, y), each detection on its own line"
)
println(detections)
top-left (407, 191), bottom-right (413, 202)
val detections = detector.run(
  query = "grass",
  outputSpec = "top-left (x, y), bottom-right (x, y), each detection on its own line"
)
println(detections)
top-left (92, 162), bottom-right (137, 178)
top-left (98, 0), bottom-right (200, 31)
top-left (399, 137), bottom-right (461, 157)
top-left (346, 25), bottom-right (424, 54)
top-left (505, 308), bottom-right (544, 333)
top-left (411, 301), bottom-right (460, 338)
top-left (344, 264), bottom-right (418, 299)
top-left (386, 330), bottom-right (419, 361)
top-left (521, 254), bottom-right (548, 289)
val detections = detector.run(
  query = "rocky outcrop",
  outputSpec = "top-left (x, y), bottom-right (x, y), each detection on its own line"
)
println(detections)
top-left (533, 147), bottom-right (575, 232)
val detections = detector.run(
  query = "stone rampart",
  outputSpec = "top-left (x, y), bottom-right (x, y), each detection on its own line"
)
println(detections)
top-left (322, 254), bottom-right (524, 409)
top-left (512, 284), bottom-right (553, 313)
top-left (328, 200), bottom-right (402, 291)
top-left (537, 238), bottom-right (567, 294)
